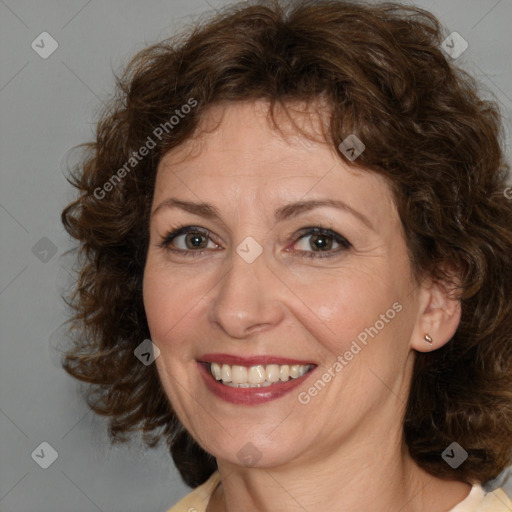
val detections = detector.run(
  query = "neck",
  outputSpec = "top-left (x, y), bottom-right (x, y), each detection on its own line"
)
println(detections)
top-left (207, 426), bottom-right (472, 512)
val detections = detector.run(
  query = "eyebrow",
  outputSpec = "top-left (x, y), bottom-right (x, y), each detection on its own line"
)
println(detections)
top-left (151, 198), bottom-right (374, 230)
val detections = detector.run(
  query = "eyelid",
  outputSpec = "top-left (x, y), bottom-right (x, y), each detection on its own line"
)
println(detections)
top-left (157, 225), bottom-right (351, 258)
top-left (293, 226), bottom-right (351, 247)
top-left (157, 226), bottom-right (219, 251)
top-left (290, 226), bottom-right (351, 259)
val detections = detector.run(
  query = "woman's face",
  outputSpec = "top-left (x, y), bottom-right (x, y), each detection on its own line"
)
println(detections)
top-left (143, 100), bottom-right (424, 469)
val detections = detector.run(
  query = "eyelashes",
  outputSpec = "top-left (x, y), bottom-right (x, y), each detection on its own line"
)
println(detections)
top-left (291, 226), bottom-right (351, 258)
top-left (157, 225), bottom-right (352, 260)
top-left (158, 226), bottom-right (213, 254)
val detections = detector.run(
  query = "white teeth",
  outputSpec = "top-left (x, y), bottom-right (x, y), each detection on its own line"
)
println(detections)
top-left (208, 362), bottom-right (312, 387)
top-left (266, 364), bottom-right (281, 383)
top-left (211, 362), bottom-right (222, 380)
top-left (248, 365), bottom-right (266, 384)
top-left (221, 364), bottom-right (231, 382)
top-left (232, 365), bottom-right (247, 384)
top-left (289, 365), bottom-right (300, 378)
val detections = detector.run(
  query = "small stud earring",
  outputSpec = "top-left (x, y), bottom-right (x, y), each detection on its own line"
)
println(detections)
top-left (424, 334), bottom-right (433, 344)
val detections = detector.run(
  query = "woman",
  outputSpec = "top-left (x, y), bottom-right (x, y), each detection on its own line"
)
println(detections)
top-left (60, 0), bottom-right (512, 510)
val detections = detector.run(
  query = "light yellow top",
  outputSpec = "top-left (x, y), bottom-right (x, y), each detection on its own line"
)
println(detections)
top-left (167, 471), bottom-right (221, 512)
top-left (166, 471), bottom-right (512, 512)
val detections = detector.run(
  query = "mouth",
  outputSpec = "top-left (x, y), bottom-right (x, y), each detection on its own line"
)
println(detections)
top-left (201, 361), bottom-right (316, 388)
top-left (197, 353), bottom-right (318, 405)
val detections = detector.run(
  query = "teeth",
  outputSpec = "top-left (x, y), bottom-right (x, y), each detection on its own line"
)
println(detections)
top-left (266, 364), bottom-right (281, 383)
top-left (248, 365), bottom-right (266, 384)
top-left (209, 362), bottom-right (312, 387)
top-left (221, 364), bottom-right (231, 382)
top-left (232, 365), bottom-right (247, 384)
top-left (289, 365), bottom-right (301, 378)
top-left (211, 363), bottom-right (222, 380)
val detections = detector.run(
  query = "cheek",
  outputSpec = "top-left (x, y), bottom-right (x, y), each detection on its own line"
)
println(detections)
top-left (142, 258), bottom-right (211, 351)
top-left (291, 268), bottom-right (402, 355)
top-left (143, 270), bottom-right (165, 333)
top-left (142, 261), bottom-right (182, 341)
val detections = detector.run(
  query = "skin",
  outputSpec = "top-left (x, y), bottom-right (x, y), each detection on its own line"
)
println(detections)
top-left (143, 100), bottom-right (470, 511)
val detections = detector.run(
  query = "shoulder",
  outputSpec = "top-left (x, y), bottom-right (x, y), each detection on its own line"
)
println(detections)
top-left (478, 487), bottom-right (512, 511)
top-left (165, 479), bottom-right (512, 512)
top-left (166, 471), bottom-right (221, 512)
top-left (449, 484), bottom-right (512, 512)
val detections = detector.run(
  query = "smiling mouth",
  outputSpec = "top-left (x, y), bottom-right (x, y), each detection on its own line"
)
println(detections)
top-left (204, 362), bottom-right (316, 388)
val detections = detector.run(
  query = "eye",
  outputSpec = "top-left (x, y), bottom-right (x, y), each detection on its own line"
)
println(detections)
top-left (157, 226), bottom-right (218, 256)
top-left (157, 225), bottom-right (351, 259)
top-left (292, 227), bottom-right (351, 259)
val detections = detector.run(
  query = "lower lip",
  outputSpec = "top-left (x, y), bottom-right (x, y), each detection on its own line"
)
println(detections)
top-left (197, 362), bottom-right (316, 405)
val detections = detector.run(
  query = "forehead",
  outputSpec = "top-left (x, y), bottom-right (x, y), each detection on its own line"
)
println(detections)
top-left (160, 99), bottom-right (331, 167)
top-left (153, 100), bottom-right (395, 217)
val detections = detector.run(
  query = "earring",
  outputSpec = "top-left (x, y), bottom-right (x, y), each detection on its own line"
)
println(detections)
top-left (424, 334), bottom-right (433, 345)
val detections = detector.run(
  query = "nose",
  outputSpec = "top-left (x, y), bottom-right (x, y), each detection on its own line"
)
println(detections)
top-left (207, 246), bottom-right (286, 339)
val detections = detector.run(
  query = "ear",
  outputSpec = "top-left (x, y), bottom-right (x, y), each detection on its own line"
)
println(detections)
top-left (410, 274), bottom-right (462, 353)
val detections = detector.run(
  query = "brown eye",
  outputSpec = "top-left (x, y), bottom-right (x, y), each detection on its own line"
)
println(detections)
top-left (182, 232), bottom-right (209, 249)
top-left (159, 226), bottom-right (218, 254)
top-left (293, 227), bottom-right (351, 259)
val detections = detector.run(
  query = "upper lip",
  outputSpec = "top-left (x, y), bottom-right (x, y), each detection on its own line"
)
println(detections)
top-left (199, 353), bottom-right (317, 366)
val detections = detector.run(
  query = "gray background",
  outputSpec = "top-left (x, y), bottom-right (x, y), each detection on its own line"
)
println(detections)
top-left (0, 0), bottom-right (511, 511)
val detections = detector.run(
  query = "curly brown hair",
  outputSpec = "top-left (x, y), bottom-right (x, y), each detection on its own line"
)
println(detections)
top-left (60, 0), bottom-right (512, 489)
